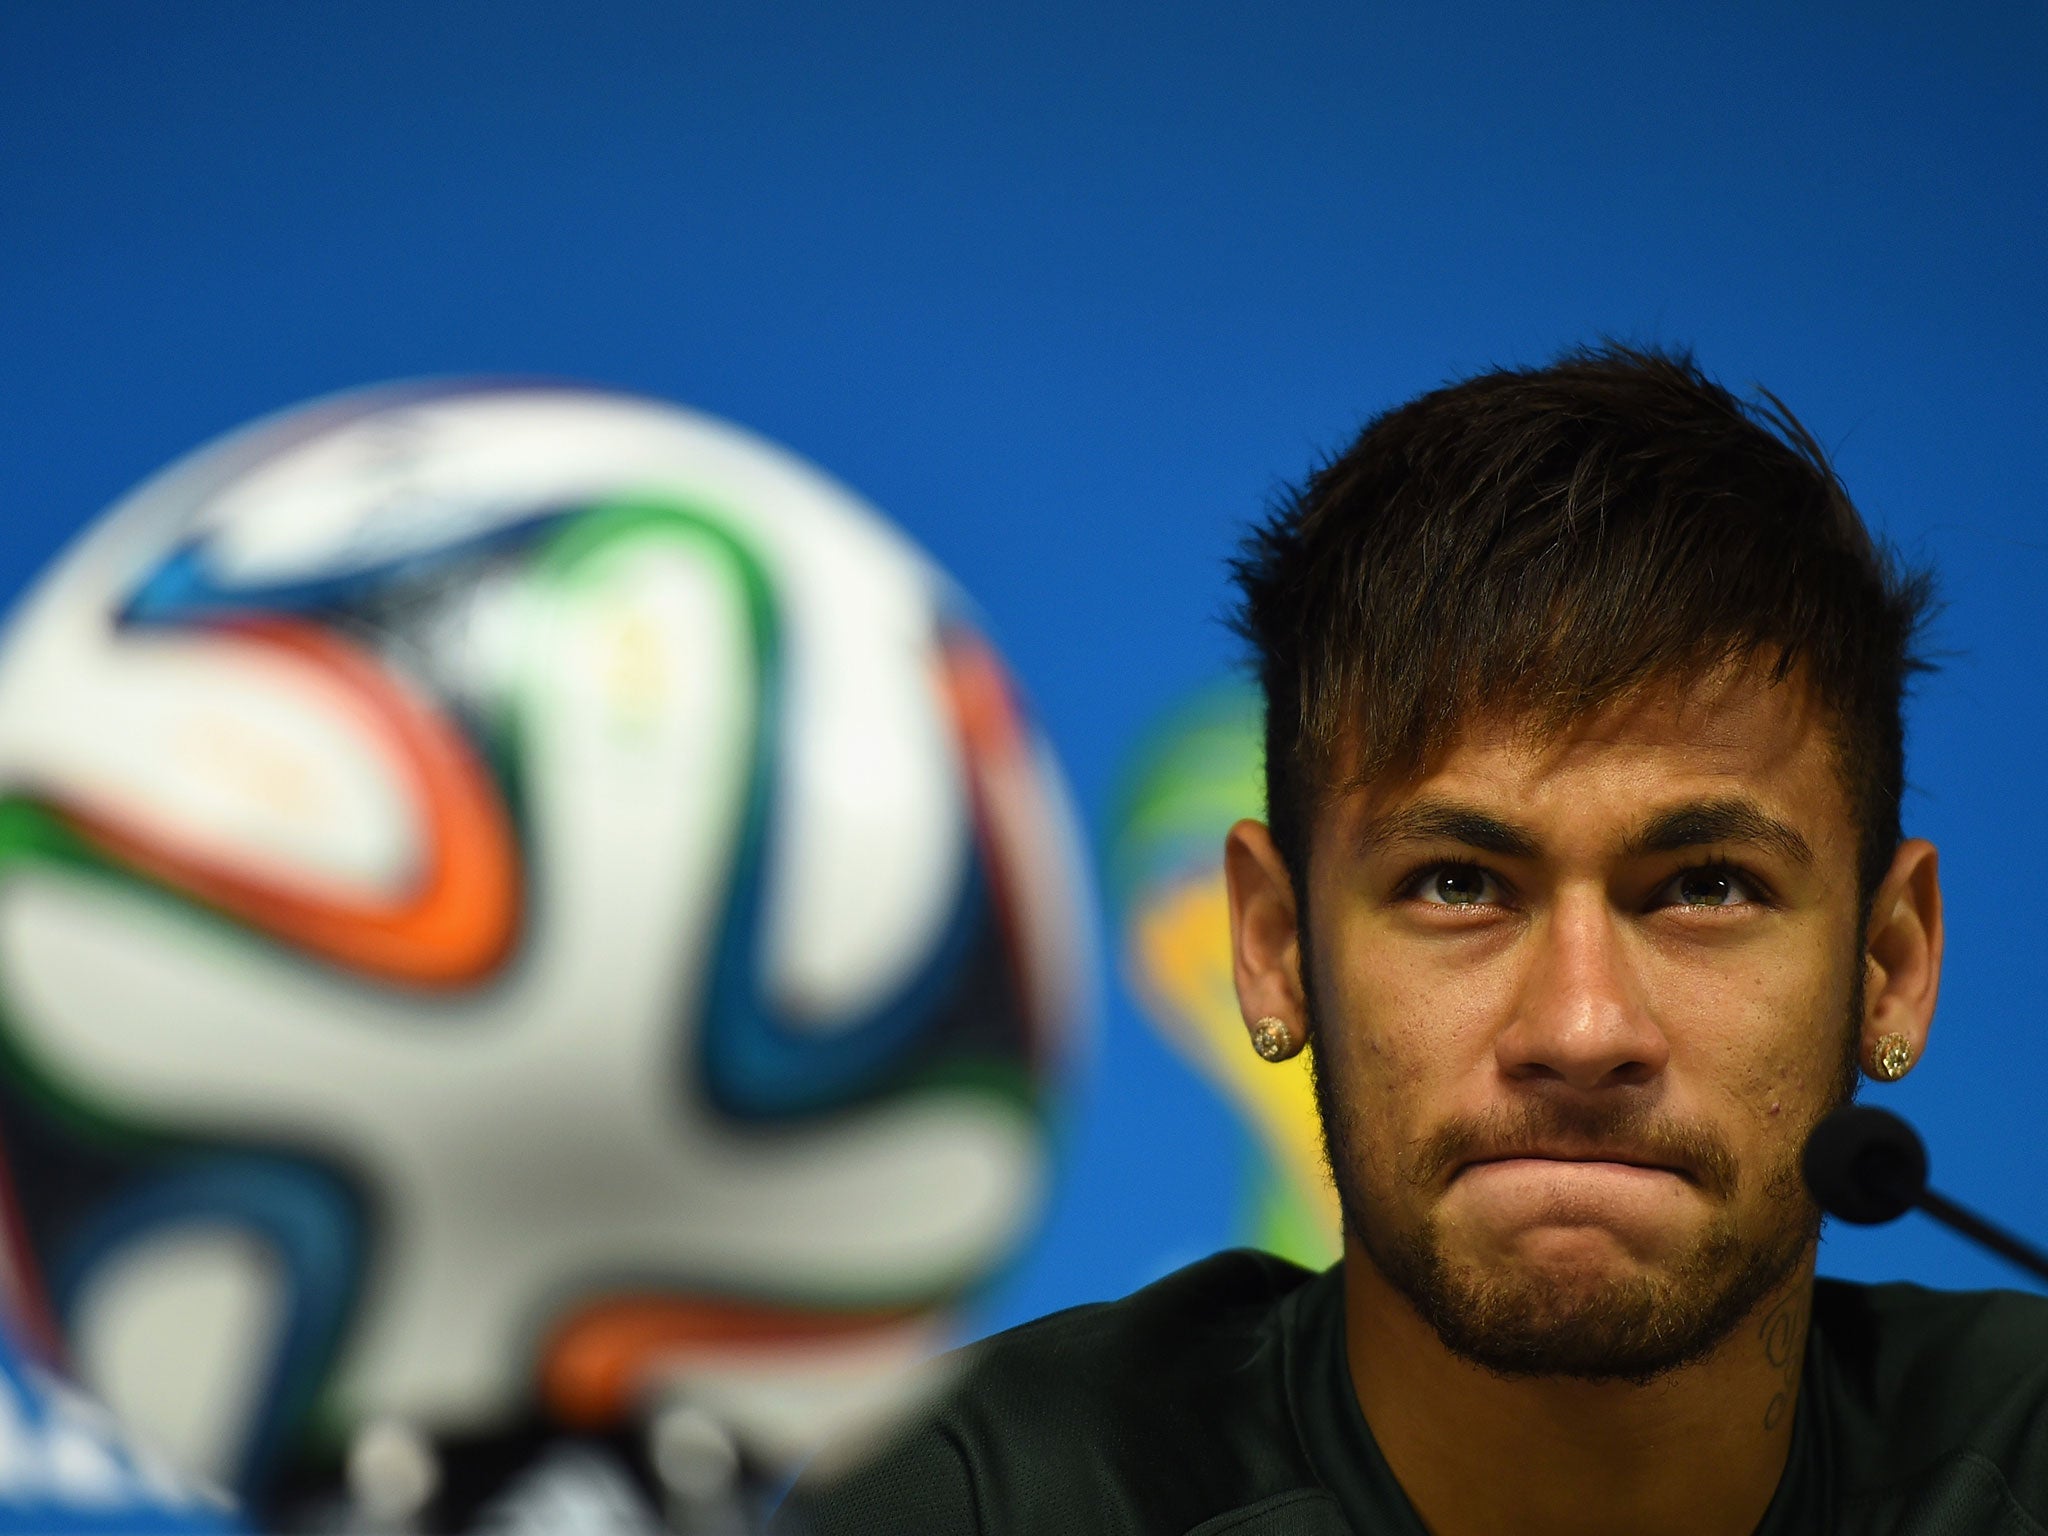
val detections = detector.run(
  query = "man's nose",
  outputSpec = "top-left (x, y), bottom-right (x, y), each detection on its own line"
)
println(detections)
top-left (1495, 892), bottom-right (1668, 1091)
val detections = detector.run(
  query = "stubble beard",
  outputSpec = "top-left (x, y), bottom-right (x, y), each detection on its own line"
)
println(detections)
top-left (1309, 973), bottom-right (1860, 1386)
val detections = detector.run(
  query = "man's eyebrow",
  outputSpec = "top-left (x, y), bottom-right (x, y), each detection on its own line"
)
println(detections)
top-left (1354, 796), bottom-right (1816, 867)
top-left (1624, 799), bottom-right (1815, 867)
top-left (1355, 801), bottom-right (1542, 860)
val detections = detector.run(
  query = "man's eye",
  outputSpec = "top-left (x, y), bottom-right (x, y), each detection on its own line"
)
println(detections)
top-left (1659, 865), bottom-right (1758, 909)
top-left (1413, 865), bottom-right (1501, 906)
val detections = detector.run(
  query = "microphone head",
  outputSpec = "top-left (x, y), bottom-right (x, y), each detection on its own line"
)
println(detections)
top-left (1803, 1104), bottom-right (1929, 1225)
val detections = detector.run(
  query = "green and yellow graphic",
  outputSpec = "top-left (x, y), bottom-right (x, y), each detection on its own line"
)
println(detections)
top-left (1107, 681), bottom-right (1340, 1268)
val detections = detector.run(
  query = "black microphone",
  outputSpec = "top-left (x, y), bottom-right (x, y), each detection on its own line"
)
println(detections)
top-left (1803, 1105), bottom-right (2048, 1287)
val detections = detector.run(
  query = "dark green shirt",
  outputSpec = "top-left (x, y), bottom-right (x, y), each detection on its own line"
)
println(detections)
top-left (774, 1249), bottom-right (2048, 1535)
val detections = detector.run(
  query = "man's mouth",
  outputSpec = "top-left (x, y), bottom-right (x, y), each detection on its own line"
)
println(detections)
top-left (1457, 1150), bottom-right (1696, 1184)
top-left (1409, 1108), bottom-right (1740, 1199)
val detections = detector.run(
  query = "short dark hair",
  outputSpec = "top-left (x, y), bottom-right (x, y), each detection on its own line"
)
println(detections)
top-left (1231, 344), bottom-right (1936, 906)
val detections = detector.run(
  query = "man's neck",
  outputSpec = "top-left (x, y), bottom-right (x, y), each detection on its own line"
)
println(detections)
top-left (1342, 1238), bottom-right (1813, 1536)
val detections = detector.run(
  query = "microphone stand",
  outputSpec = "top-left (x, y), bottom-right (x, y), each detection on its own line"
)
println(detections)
top-left (1804, 1105), bottom-right (2048, 1288)
top-left (1908, 1187), bottom-right (2048, 1288)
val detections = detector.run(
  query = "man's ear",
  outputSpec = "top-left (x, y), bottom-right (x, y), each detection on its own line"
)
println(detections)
top-left (1861, 838), bottom-right (1943, 1077)
top-left (1224, 819), bottom-right (1308, 1048)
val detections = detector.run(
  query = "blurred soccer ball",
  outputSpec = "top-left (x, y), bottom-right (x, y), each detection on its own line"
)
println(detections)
top-left (0, 384), bottom-right (1088, 1517)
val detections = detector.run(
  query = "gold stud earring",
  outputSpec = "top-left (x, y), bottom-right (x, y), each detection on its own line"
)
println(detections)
top-left (1870, 1033), bottom-right (1914, 1082)
top-left (1250, 1016), bottom-right (1297, 1063)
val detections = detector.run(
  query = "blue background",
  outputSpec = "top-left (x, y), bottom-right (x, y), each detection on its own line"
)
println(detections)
top-left (3, 1), bottom-right (2045, 1336)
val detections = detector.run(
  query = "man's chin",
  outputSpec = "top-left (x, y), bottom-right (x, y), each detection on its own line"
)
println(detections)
top-left (1465, 1218), bottom-right (1696, 1280)
top-left (1362, 1212), bottom-right (1811, 1385)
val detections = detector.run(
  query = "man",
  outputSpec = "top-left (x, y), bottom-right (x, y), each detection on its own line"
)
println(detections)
top-left (774, 347), bottom-right (2048, 1534)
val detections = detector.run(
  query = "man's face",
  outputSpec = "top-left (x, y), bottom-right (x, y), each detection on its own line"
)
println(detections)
top-left (1304, 669), bottom-right (1865, 1381)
